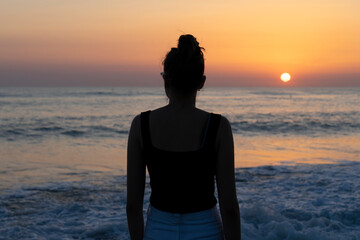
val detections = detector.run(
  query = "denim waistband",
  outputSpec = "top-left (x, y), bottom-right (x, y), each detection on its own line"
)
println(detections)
top-left (147, 204), bottom-right (221, 224)
top-left (145, 204), bottom-right (224, 240)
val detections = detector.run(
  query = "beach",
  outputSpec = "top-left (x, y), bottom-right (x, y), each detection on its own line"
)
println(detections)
top-left (1, 87), bottom-right (359, 239)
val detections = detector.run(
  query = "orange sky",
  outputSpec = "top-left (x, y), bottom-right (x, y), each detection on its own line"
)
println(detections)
top-left (0, 0), bottom-right (359, 86)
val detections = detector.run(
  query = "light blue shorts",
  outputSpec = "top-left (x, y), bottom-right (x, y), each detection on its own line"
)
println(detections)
top-left (144, 205), bottom-right (224, 240)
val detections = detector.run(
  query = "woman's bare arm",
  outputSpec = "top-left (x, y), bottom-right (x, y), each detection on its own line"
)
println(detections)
top-left (127, 115), bottom-right (146, 240)
top-left (216, 116), bottom-right (241, 240)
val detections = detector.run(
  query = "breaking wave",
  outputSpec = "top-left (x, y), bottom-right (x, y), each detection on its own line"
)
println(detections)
top-left (1, 162), bottom-right (359, 239)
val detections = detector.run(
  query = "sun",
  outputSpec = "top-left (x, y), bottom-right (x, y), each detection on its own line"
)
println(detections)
top-left (280, 73), bottom-right (291, 82)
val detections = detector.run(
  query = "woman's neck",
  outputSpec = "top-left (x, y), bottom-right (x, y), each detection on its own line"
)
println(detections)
top-left (167, 92), bottom-right (197, 111)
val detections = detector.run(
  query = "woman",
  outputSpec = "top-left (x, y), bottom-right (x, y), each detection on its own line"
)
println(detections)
top-left (127, 34), bottom-right (241, 240)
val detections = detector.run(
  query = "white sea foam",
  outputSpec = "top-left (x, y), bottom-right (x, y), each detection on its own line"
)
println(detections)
top-left (236, 161), bottom-right (360, 239)
top-left (0, 162), bottom-right (359, 239)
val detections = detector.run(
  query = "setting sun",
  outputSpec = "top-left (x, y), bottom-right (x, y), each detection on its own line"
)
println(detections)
top-left (281, 73), bottom-right (291, 82)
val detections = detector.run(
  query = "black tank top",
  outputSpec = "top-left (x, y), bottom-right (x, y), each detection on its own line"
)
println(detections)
top-left (141, 110), bottom-right (221, 213)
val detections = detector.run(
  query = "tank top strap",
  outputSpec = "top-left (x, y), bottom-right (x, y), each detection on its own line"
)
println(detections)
top-left (203, 113), bottom-right (221, 150)
top-left (141, 110), bottom-right (152, 148)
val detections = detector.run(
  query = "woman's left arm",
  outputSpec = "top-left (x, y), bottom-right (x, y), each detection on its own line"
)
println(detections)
top-left (126, 115), bottom-right (146, 240)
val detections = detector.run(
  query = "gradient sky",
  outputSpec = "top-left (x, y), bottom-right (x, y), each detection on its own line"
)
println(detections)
top-left (1, 0), bottom-right (359, 87)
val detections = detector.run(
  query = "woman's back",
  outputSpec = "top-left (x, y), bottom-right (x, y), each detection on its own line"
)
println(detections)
top-left (142, 108), bottom-right (221, 214)
top-left (148, 106), bottom-right (210, 152)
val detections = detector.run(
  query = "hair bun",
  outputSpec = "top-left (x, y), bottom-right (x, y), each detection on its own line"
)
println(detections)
top-left (177, 34), bottom-right (201, 58)
top-left (162, 34), bottom-right (205, 93)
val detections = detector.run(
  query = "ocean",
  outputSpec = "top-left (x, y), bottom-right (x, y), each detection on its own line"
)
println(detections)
top-left (0, 87), bottom-right (359, 239)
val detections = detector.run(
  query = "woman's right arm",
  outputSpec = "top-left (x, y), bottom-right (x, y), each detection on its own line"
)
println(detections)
top-left (216, 116), bottom-right (241, 240)
top-left (127, 115), bottom-right (146, 240)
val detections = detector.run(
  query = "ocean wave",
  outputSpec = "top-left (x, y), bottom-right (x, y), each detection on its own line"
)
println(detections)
top-left (0, 93), bottom-right (16, 98)
top-left (235, 162), bottom-right (360, 239)
top-left (1, 116), bottom-right (358, 141)
top-left (0, 124), bottom-right (130, 140)
top-left (0, 162), bottom-right (359, 239)
top-left (0, 179), bottom-right (128, 239)
top-left (78, 91), bottom-right (135, 97)
top-left (228, 111), bottom-right (360, 136)
top-left (61, 130), bottom-right (86, 136)
top-left (0, 88), bottom-right (163, 99)
top-left (230, 119), bottom-right (360, 135)
top-left (55, 89), bottom-right (164, 98)
top-left (33, 126), bottom-right (64, 131)
top-left (251, 91), bottom-right (299, 96)
top-left (5, 129), bottom-right (24, 135)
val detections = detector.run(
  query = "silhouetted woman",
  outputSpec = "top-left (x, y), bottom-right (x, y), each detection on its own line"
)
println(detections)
top-left (127, 34), bottom-right (241, 240)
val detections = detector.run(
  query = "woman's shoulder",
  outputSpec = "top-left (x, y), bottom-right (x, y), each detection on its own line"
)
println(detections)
top-left (147, 106), bottom-right (167, 114)
top-left (214, 113), bottom-right (231, 130)
top-left (218, 115), bottom-right (230, 126)
top-left (129, 115), bottom-right (142, 137)
top-left (215, 115), bottom-right (232, 145)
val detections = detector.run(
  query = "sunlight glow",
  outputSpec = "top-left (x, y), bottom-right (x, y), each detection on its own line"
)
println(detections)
top-left (281, 73), bottom-right (291, 82)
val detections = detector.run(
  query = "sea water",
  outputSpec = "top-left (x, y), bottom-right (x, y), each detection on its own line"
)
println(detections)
top-left (0, 87), bottom-right (359, 239)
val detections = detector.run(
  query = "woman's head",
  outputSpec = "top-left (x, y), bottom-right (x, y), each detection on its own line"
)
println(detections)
top-left (163, 34), bottom-right (205, 95)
